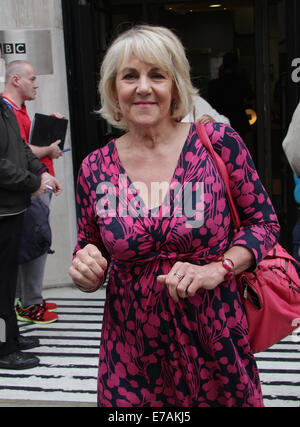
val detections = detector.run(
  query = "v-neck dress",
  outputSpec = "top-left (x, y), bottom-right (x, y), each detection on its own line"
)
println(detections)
top-left (74, 123), bottom-right (280, 407)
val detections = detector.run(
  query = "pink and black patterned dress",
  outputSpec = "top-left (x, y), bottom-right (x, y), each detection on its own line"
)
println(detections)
top-left (74, 123), bottom-right (280, 407)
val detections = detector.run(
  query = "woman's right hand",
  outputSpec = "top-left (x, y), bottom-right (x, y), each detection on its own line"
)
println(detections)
top-left (69, 244), bottom-right (108, 293)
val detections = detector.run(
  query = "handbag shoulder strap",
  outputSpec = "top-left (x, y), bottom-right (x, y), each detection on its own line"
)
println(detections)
top-left (196, 123), bottom-right (241, 230)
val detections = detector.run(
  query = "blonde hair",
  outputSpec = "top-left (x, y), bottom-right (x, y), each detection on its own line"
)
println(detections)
top-left (98, 25), bottom-right (198, 130)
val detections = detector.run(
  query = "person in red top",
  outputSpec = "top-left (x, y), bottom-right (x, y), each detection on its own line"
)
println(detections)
top-left (2, 60), bottom-right (64, 324)
top-left (2, 61), bottom-right (62, 175)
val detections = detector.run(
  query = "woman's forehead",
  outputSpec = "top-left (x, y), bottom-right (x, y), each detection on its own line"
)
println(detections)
top-left (118, 54), bottom-right (159, 70)
top-left (117, 44), bottom-right (170, 72)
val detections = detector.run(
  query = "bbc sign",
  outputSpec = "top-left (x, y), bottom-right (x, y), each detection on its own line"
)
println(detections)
top-left (0, 30), bottom-right (53, 76)
top-left (0, 43), bottom-right (26, 55)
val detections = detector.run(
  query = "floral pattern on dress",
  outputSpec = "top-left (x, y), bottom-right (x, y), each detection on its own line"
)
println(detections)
top-left (74, 123), bottom-right (280, 407)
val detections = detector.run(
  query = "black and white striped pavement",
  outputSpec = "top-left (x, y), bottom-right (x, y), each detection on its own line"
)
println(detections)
top-left (0, 286), bottom-right (299, 407)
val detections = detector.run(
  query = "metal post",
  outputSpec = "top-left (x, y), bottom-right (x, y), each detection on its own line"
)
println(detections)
top-left (254, 0), bottom-right (272, 193)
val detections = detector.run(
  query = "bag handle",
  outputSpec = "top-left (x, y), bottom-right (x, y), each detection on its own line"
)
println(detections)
top-left (197, 124), bottom-right (300, 271)
top-left (196, 123), bottom-right (241, 230)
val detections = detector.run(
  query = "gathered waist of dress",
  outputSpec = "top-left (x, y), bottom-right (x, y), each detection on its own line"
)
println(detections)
top-left (110, 250), bottom-right (215, 270)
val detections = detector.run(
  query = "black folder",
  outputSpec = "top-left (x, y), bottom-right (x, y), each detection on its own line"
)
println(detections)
top-left (29, 113), bottom-right (68, 150)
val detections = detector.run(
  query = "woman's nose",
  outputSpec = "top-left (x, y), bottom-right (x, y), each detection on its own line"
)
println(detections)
top-left (136, 76), bottom-right (151, 94)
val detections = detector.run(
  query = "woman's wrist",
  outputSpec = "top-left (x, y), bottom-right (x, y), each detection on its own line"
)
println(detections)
top-left (214, 246), bottom-right (255, 281)
top-left (215, 255), bottom-right (235, 281)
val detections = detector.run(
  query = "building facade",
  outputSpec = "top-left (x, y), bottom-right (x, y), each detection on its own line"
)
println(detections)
top-left (0, 0), bottom-right (76, 288)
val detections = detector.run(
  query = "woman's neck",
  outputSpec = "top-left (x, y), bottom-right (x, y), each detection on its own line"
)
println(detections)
top-left (123, 120), bottom-right (189, 151)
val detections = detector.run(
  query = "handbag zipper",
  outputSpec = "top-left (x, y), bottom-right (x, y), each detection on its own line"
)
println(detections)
top-left (241, 278), bottom-right (249, 300)
top-left (289, 284), bottom-right (300, 294)
top-left (241, 278), bottom-right (262, 309)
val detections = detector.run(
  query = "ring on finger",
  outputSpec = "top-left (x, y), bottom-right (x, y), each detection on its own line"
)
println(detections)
top-left (174, 272), bottom-right (184, 281)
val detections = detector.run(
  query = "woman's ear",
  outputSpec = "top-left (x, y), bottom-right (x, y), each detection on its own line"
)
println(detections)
top-left (171, 86), bottom-right (183, 122)
top-left (170, 99), bottom-right (178, 116)
top-left (171, 86), bottom-right (180, 110)
top-left (171, 81), bottom-right (179, 100)
top-left (112, 80), bottom-right (119, 102)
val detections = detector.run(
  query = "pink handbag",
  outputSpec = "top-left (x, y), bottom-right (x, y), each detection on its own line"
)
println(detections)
top-left (197, 123), bottom-right (300, 354)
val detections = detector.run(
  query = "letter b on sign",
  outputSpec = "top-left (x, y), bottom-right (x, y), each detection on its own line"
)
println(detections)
top-left (0, 318), bottom-right (6, 343)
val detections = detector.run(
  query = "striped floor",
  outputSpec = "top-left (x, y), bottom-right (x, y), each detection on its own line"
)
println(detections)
top-left (0, 286), bottom-right (299, 407)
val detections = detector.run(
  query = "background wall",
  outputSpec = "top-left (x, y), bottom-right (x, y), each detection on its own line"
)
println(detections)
top-left (0, 0), bottom-right (76, 288)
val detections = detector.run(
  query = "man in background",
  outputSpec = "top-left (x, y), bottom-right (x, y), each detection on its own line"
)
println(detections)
top-left (2, 60), bottom-right (64, 324)
top-left (208, 52), bottom-right (253, 139)
top-left (0, 96), bottom-right (61, 369)
top-left (282, 102), bottom-right (300, 276)
top-left (182, 94), bottom-right (230, 125)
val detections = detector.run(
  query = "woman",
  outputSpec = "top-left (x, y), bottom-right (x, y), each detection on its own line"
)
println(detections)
top-left (69, 25), bottom-right (280, 407)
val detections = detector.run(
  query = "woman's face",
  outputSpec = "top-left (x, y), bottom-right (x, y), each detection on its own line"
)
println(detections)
top-left (114, 54), bottom-right (176, 128)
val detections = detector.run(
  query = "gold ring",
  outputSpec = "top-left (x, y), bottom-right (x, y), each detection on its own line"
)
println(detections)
top-left (174, 272), bottom-right (184, 281)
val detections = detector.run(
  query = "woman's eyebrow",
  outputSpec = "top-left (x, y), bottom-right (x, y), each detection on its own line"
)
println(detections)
top-left (119, 67), bottom-right (136, 74)
top-left (119, 66), bottom-right (165, 73)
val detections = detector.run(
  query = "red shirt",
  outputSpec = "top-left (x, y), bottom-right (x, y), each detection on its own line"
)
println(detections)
top-left (1, 96), bottom-right (55, 176)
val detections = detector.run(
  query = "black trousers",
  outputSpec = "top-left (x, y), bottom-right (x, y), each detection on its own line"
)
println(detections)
top-left (0, 213), bottom-right (24, 356)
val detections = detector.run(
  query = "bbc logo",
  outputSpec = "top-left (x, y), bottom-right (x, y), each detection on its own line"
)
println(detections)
top-left (0, 318), bottom-right (5, 343)
top-left (0, 43), bottom-right (26, 55)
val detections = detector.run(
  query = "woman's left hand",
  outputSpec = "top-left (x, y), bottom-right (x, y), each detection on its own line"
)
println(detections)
top-left (157, 261), bottom-right (226, 302)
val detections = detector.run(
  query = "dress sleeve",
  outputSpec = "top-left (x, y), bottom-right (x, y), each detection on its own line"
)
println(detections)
top-left (205, 122), bottom-right (280, 264)
top-left (73, 157), bottom-right (106, 257)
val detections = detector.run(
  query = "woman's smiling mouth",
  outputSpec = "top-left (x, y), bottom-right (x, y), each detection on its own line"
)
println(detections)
top-left (133, 102), bottom-right (157, 107)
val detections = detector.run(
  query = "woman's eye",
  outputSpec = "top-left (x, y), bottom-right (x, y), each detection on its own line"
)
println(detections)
top-left (123, 73), bottom-right (136, 80)
top-left (152, 73), bottom-right (165, 79)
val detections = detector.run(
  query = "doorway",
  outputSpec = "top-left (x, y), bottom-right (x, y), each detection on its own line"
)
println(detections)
top-left (62, 0), bottom-right (300, 249)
